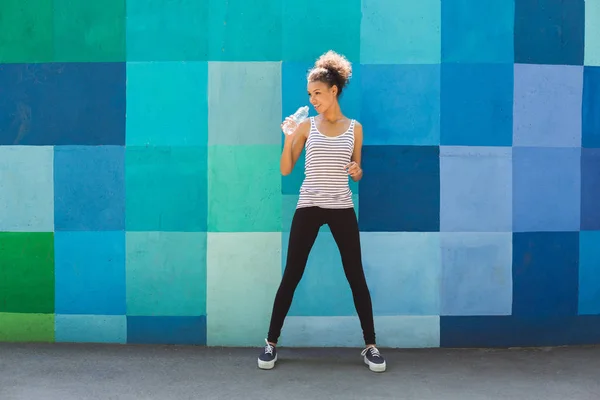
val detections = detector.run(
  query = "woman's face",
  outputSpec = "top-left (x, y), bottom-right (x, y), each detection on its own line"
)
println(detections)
top-left (307, 80), bottom-right (337, 114)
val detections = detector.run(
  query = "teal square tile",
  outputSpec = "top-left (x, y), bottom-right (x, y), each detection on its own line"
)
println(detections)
top-left (282, 0), bottom-right (361, 63)
top-left (361, 0), bottom-right (441, 64)
top-left (126, 0), bottom-right (208, 61)
top-left (126, 146), bottom-right (207, 231)
top-left (55, 315), bottom-right (127, 344)
top-left (208, 62), bottom-right (281, 145)
top-left (208, 145), bottom-right (281, 232)
top-left (206, 232), bottom-right (281, 346)
top-left (126, 62), bottom-right (208, 146)
top-left (586, 0), bottom-right (600, 66)
top-left (126, 232), bottom-right (207, 316)
top-left (208, 0), bottom-right (281, 61)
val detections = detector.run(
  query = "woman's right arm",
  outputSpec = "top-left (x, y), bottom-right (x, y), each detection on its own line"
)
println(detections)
top-left (280, 119), bottom-right (309, 176)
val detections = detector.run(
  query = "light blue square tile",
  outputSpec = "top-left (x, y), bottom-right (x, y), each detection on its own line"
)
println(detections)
top-left (0, 146), bottom-right (54, 232)
top-left (513, 147), bottom-right (581, 232)
top-left (440, 146), bottom-right (512, 232)
top-left (586, 0), bottom-right (600, 66)
top-left (208, 62), bottom-right (281, 145)
top-left (55, 315), bottom-right (126, 344)
top-left (282, 231), bottom-right (356, 316)
top-left (361, 0), bottom-right (441, 64)
top-left (361, 232), bottom-right (441, 315)
top-left (375, 316), bottom-right (440, 348)
top-left (126, 232), bottom-right (207, 316)
top-left (441, 232), bottom-right (513, 316)
top-left (126, 62), bottom-right (208, 146)
top-left (55, 231), bottom-right (126, 315)
top-left (513, 64), bottom-right (583, 148)
top-left (361, 64), bottom-right (440, 145)
top-left (579, 231), bottom-right (600, 315)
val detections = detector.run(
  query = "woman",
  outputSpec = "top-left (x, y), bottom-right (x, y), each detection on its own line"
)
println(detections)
top-left (258, 50), bottom-right (386, 373)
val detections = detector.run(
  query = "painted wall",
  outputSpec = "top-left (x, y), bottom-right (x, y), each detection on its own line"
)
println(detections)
top-left (0, 0), bottom-right (599, 348)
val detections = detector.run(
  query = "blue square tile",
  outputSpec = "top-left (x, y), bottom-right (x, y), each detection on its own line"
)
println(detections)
top-left (512, 232), bottom-right (579, 317)
top-left (582, 67), bottom-right (600, 148)
top-left (0, 63), bottom-right (125, 145)
top-left (361, 0), bottom-right (441, 64)
top-left (127, 316), bottom-right (206, 345)
top-left (361, 233), bottom-right (441, 316)
top-left (54, 146), bottom-right (125, 231)
top-left (125, 146), bottom-right (207, 232)
top-left (282, 231), bottom-right (356, 317)
top-left (359, 145), bottom-right (440, 232)
top-left (0, 146), bottom-right (54, 232)
top-left (440, 63), bottom-right (513, 146)
top-left (55, 231), bottom-right (126, 315)
top-left (441, 233), bottom-right (512, 316)
top-left (579, 231), bottom-right (600, 315)
top-left (361, 64), bottom-right (440, 145)
top-left (55, 315), bottom-right (127, 344)
top-left (208, 62), bottom-right (281, 145)
top-left (126, 62), bottom-right (208, 146)
top-left (440, 146), bottom-right (512, 232)
top-left (581, 148), bottom-right (600, 230)
top-left (513, 147), bottom-right (580, 232)
top-left (282, 0), bottom-right (361, 63)
top-left (514, 0), bottom-right (585, 65)
top-left (513, 64), bottom-right (583, 147)
top-left (440, 316), bottom-right (600, 347)
top-left (441, 0), bottom-right (514, 63)
top-left (126, 0), bottom-right (208, 61)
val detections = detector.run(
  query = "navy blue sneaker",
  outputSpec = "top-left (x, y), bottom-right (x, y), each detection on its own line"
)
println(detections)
top-left (361, 346), bottom-right (386, 372)
top-left (258, 339), bottom-right (277, 370)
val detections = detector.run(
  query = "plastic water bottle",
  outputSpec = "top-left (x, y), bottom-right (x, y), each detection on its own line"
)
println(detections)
top-left (282, 106), bottom-right (309, 135)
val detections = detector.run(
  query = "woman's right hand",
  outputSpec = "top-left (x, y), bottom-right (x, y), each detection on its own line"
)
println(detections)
top-left (281, 117), bottom-right (298, 136)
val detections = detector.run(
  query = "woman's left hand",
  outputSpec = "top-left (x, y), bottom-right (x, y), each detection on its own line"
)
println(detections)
top-left (345, 161), bottom-right (362, 180)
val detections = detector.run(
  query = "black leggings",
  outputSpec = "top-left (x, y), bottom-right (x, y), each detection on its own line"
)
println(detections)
top-left (267, 206), bottom-right (376, 345)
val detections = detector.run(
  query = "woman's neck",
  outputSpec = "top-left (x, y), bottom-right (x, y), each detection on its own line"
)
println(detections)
top-left (321, 103), bottom-right (344, 123)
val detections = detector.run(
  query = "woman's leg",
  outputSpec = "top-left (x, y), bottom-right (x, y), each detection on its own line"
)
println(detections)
top-left (326, 208), bottom-right (376, 346)
top-left (266, 206), bottom-right (323, 344)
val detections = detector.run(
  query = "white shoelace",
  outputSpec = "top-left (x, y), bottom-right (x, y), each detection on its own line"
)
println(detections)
top-left (264, 339), bottom-right (274, 355)
top-left (361, 346), bottom-right (381, 358)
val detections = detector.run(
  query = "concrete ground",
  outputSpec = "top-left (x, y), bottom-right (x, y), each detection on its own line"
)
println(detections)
top-left (0, 343), bottom-right (599, 400)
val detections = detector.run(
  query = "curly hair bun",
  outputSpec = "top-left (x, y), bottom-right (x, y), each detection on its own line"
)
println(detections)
top-left (314, 50), bottom-right (352, 84)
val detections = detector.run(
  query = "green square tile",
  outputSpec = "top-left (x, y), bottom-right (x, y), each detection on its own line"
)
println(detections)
top-left (208, 0), bottom-right (281, 61)
top-left (0, 233), bottom-right (55, 313)
top-left (0, 0), bottom-right (54, 63)
top-left (282, 0), bottom-right (361, 62)
top-left (127, 0), bottom-right (208, 61)
top-left (125, 146), bottom-right (208, 232)
top-left (208, 145), bottom-right (281, 232)
top-left (126, 232), bottom-right (207, 316)
top-left (53, 0), bottom-right (126, 62)
top-left (0, 313), bottom-right (54, 342)
top-left (206, 232), bottom-right (281, 346)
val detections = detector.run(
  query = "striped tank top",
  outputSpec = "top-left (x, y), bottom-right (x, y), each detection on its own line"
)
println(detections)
top-left (297, 117), bottom-right (355, 209)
